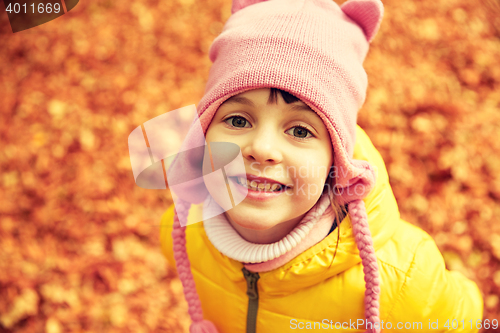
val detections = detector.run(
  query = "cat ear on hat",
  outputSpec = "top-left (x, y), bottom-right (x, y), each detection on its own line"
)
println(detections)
top-left (232, 0), bottom-right (383, 42)
top-left (232, 0), bottom-right (268, 14)
top-left (341, 0), bottom-right (384, 43)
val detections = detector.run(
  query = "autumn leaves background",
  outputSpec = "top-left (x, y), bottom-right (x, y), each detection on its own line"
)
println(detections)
top-left (1, 0), bottom-right (499, 332)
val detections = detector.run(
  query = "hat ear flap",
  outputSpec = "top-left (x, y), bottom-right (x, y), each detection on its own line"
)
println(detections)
top-left (232, 0), bottom-right (269, 14)
top-left (341, 0), bottom-right (384, 43)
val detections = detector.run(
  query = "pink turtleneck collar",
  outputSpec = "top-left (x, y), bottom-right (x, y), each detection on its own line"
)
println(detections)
top-left (203, 194), bottom-right (336, 273)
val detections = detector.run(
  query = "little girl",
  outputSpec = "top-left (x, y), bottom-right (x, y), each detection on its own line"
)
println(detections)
top-left (159, 0), bottom-right (484, 332)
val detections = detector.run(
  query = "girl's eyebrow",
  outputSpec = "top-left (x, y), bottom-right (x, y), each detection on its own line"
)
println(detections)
top-left (288, 103), bottom-right (313, 113)
top-left (223, 96), bottom-right (255, 107)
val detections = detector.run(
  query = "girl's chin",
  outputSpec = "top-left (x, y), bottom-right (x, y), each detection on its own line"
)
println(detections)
top-left (225, 209), bottom-right (301, 231)
top-left (226, 215), bottom-right (277, 231)
top-left (224, 211), bottom-right (271, 228)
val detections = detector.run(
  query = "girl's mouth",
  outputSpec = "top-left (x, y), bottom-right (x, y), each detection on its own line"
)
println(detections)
top-left (234, 177), bottom-right (287, 192)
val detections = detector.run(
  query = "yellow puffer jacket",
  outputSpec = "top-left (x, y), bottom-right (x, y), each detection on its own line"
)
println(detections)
top-left (160, 126), bottom-right (483, 332)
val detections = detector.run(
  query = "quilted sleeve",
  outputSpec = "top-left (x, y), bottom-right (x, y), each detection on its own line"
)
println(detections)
top-left (385, 237), bottom-right (484, 332)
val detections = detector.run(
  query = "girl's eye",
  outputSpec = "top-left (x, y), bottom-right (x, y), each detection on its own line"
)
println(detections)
top-left (286, 126), bottom-right (313, 139)
top-left (224, 117), bottom-right (312, 138)
top-left (225, 116), bottom-right (250, 128)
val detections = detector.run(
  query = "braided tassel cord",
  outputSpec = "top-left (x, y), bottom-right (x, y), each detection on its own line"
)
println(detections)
top-left (349, 199), bottom-right (381, 333)
top-left (172, 199), bottom-right (219, 333)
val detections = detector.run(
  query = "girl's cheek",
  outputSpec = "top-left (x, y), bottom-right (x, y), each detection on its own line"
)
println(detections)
top-left (293, 157), bottom-right (330, 180)
top-left (290, 174), bottom-right (325, 199)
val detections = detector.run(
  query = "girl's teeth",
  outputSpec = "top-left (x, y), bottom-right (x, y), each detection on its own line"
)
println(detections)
top-left (236, 177), bottom-right (283, 191)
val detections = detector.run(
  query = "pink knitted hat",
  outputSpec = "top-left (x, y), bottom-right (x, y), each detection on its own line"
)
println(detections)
top-left (170, 0), bottom-right (384, 332)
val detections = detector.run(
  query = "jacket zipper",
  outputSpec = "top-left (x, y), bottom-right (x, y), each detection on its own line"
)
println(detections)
top-left (242, 267), bottom-right (260, 333)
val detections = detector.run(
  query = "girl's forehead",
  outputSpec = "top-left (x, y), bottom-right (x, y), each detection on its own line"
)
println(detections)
top-left (221, 88), bottom-right (312, 112)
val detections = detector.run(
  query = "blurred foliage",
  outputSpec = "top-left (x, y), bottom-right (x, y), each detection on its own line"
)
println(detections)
top-left (0, 0), bottom-right (499, 332)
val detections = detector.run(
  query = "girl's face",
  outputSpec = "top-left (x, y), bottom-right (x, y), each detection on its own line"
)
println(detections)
top-left (204, 88), bottom-right (333, 243)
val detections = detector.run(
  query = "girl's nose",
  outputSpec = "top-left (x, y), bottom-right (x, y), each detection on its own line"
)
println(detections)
top-left (241, 128), bottom-right (283, 164)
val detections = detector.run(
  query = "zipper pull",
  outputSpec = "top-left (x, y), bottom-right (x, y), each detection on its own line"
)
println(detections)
top-left (242, 267), bottom-right (260, 300)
